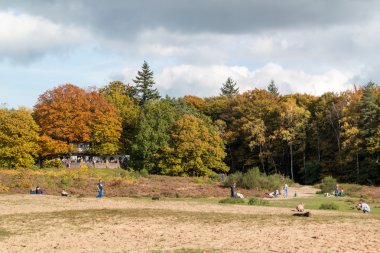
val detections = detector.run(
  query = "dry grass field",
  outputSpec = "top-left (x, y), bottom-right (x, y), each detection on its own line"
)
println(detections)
top-left (0, 194), bottom-right (379, 253)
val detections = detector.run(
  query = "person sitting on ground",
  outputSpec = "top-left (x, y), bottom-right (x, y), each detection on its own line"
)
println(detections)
top-left (35, 186), bottom-right (43, 194)
top-left (274, 189), bottom-right (280, 198)
top-left (264, 191), bottom-right (274, 198)
top-left (335, 184), bottom-right (343, 196)
top-left (356, 202), bottom-right (370, 213)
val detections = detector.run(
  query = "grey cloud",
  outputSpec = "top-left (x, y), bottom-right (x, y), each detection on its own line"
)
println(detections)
top-left (2, 0), bottom-right (379, 39)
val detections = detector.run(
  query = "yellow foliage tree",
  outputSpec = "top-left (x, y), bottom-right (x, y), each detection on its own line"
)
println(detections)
top-left (158, 114), bottom-right (229, 176)
top-left (0, 108), bottom-right (39, 168)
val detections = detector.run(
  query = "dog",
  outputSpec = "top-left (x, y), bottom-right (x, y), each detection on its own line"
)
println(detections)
top-left (296, 202), bottom-right (305, 212)
top-left (236, 192), bottom-right (244, 199)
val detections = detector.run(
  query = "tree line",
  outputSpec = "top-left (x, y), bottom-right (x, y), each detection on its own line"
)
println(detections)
top-left (0, 61), bottom-right (379, 184)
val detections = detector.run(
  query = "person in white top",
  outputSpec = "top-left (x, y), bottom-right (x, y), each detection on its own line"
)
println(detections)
top-left (356, 202), bottom-right (370, 213)
top-left (283, 184), bottom-right (288, 198)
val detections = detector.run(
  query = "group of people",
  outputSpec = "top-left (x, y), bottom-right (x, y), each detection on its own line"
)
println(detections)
top-left (30, 179), bottom-right (104, 198)
top-left (30, 186), bottom-right (44, 194)
top-left (264, 184), bottom-right (289, 198)
top-left (334, 184), bottom-right (344, 196)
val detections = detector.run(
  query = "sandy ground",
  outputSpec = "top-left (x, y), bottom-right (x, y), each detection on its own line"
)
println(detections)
top-left (0, 194), bottom-right (379, 253)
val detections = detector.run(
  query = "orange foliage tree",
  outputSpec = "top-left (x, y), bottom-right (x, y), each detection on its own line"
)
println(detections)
top-left (34, 84), bottom-right (91, 143)
top-left (33, 84), bottom-right (122, 156)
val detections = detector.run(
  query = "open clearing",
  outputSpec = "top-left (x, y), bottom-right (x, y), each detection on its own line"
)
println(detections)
top-left (0, 194), bottom-right (379, 253)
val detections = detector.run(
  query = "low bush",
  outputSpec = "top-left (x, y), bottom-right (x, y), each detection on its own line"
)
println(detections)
top-left (0, 183), bottom-right (9, 193)
top-left (247, 197), bottom-right (269, 206)
top-left (223, 167), bottom-right (292, 191)
top-left (42, 159), bottom-right (63, 169)
top-left (139, 168), bottom-right (149, 178)
top-left (319, 202), bottom-right (339, 210)
top-left (342, 184), bottom-right (363, 197)
top-left (320, 176), bottom-right (337, 193)
top-left (194, 176), bottom-right (216, 184)
top-left (218, 197), bottom-right (245, 204)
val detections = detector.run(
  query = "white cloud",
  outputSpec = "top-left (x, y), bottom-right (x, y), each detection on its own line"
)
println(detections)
top-left (119, 63), bottom-right (354, 97)
top-left (0, 11), bottom-right (90, 63)
top-left (249, 63), bottom-right (353, 95)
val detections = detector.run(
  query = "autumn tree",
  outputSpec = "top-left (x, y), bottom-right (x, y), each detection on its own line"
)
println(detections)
top-left (276, 98), bottom-right (310, 180)
top-left (220, 77), bottom-right (239, 98)
top-left (34, 84), bottom-right (91, 143)
top-left (340, 89), bottom-right (363, 182)
top-left (34, 84), bottom-right (122, 156)
top-left (313, 92), bottom-right (345, 177)
top-left (230, 90), bottom-right (282, 173)
top-left (183, 95), bottom-right (205, 110)
top-left (158, 114), bottom-right (229, 176)
top-left (357, 82), bottom-right (380, 182)
top-left (241, 117), bottom-right (267, 173)
top-left (99, 81), bottom-right (139, 153)
top-left (133, 61), bottom-right (160, 105)
top-left (88, 91), bottom-right (122, 155)
top-left (37, 135), bottom-right (70, 158)
top-left (0, 108), bottom-right (39, 168)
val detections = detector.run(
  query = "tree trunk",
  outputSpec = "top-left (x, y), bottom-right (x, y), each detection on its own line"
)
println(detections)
top-left (303, 151), bottom-right (306, 184)
top-left (356, 153), bottom-right (360, 182)
top-left (317, 128), bottom-right (321, 162)
top-left (227, 144), bottom-right (234, 171)
top-left (290, 143), bottom-right (294, 180)
top-left (271, 155), bottom-right (278, 173)
top-left (260, 146), bottom-right (266, 174)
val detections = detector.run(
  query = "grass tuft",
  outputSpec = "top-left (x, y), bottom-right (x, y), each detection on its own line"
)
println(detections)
top-left (218, 197), bottom-right (245, 204)
top-left (319, 202), bottom-right (339, 210)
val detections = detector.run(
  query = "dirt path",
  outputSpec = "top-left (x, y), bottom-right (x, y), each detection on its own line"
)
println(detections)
top-left (288, 185), bottom-right (319, 198)
top-left (0, 194), bottom-right (379, 253)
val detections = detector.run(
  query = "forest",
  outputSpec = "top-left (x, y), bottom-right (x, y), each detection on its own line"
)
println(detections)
top-left (1, 61), bottom-right (379, 185)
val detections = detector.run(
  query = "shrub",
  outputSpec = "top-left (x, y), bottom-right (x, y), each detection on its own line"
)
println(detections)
top-left (218, 197), bottom-right (245, 204)
top-left (342, 184), bottom-right (363, 197)
top-left (42, 159), bottom-right (63, 169)
top-left (320, 176), bottom-right (337, 193)
top-left (0, 183), bottom-right (9, 193)
top-left (319, 202), bottom-right (339, 210)
top-left (240, 168), bottom-right (260, 189)
top-left (60, 178), bottom-right (72, 186)
top-left (194, 176), bottom-right (215, 184)
top-left (16, 179), bottom-right (32, 188)
top-left (223, 172), bottom-right (243, 188)
top-left (247, 197), bottom-right (269, 206)
top-left (139, 168), bottom-right (149, 178)
top-left (223, 167), bottom-right (291, 191)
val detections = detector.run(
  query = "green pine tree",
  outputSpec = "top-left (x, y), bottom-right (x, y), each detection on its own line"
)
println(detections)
top-left (220, 77), bottom-right (239, 98)
top-left (133, 61), bottom-right (160, 105)
top-left (267, 80), bottom-right (279, 95)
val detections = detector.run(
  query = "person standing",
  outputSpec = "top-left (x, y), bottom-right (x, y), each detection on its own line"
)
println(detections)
top-left (283, 183), bottom-right (288, 198)
top-left (96, 179), bottom-right (103, 198)
top-left (230, 182), bottom-right (237, 198)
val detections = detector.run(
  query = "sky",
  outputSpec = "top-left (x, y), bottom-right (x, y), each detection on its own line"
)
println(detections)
top-left (1, 0), bottom-right (380, 108)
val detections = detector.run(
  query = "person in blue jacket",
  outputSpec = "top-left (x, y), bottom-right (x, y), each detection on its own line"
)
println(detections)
top-left (96, 179), bottom-right (103, 198)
